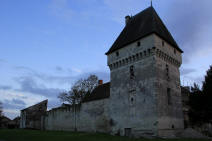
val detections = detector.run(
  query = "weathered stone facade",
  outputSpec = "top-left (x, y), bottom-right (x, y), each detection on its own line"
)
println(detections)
top-left (45, 99), bottom-right (111, 132)
top-left (107, 34), bottom-right (184, 137)
top-left (20, 100), bottom-right (47, 129)
top-left (22, 6), bottom-right (185, 138)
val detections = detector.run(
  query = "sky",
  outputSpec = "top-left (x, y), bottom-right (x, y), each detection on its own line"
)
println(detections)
top-left (0, 0), bottom-right (212, 119)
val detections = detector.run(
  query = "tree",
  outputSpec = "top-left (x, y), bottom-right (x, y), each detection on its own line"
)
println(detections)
top-left (0, 101), bottom-right (2, 116)
top-left (203, 65), bottom-right (212, 95)
top-left (189, 83), bottom-right (204, 124)
top-left (0, 101), bottom-right (3, 126)
top-left (58, 74), bottom-right (99, 104)
top-left (202, 65), bottom-right (212, 122)
top-left (189, 66), bottom-right (212, 124)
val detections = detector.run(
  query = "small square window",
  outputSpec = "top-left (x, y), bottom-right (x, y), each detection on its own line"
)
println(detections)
top-left (116, 51), bottom-right (119, 56)
top-left (137, 41), bottom-right (140, 47)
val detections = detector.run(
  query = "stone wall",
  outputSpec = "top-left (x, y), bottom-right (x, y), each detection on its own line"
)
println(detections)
top-left (45, 98), bottom-right (111, 133)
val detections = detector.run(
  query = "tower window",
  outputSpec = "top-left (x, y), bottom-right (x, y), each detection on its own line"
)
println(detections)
top-left (174, 49), bottom-right (176, 54)
top-left (167, 88), bottom-right (172, 105)
top-left (162, 41), bottom-right (165, 46)
top-left (130, 65), bottom-right (135, 79)
top-left (116, 51), bottom-right (119, 57)
top-left (172, 125), bottom-right (175, 129)
top-left (166, 64), bottom-right (170, 80)
top-left (137, 41), bottom-right (140, 47)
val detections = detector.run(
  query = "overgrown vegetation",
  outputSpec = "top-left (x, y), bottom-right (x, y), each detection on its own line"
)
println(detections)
top-left (0, 129), bottom-right (210, 141)
top-left (0, 101), bottom-right (3, 126)
top-left (58, 74), bottom-right (98, 104)
top-left (189, 65), bottom-right (212, 124)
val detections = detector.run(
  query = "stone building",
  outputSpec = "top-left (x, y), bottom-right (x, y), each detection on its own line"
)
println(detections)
top-left (43, 6), bottom-right (184, 138)
top-left (20, 100), bottom-right (47, 129)
top-left (19, 6), bottom-right (184, 138)
top-left (106, 5), bottom-right (184, 137)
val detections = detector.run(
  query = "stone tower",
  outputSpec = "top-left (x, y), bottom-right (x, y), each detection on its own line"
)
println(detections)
top-left (106, 7), bottom-right (184, 137)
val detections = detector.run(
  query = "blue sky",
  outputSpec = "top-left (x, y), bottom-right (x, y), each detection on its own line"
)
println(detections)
top-left (0, 0), bottom-right (212, 119)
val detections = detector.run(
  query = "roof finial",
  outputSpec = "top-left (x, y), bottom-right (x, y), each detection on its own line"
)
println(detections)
top-left (151, 0), bottom-right (152, 7)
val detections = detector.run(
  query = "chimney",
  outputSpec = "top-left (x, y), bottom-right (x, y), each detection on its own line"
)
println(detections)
top-left (125, 15), bottom-right (131, 25)
top-left (98, 80), bottom-right (103, 85)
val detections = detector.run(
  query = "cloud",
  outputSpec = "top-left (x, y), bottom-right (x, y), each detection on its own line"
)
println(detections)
top-left (14, 65), bottom-right (109, 86)
top-left (12, 98), bottom-right (26, 105)
top-left (180, 68), bottom-right (196, 76)
top-left (14, 66), bottom-right (75, 85)
top-left (13, 67), bottom-right (110, 100)
top-left (55, 66), bottom-right (63, 72)
top-left (163, 1), bottom-right (212, 63)
top-left (15, 76), bottom-right (64, 97)
top-left (0, 85), bottom-right (12, 90)
top-left (2, 99), bottom-right (26, 110)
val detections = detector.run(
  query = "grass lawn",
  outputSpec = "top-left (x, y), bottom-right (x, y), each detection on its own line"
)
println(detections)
top-left (0, 129), bottom-right (210, 141)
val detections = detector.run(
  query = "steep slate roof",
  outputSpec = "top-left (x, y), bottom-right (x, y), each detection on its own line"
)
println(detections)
top-left (106, 6), bottom-right (183, 55)
top-left (21, 99), bottom-right (48, 111)
top-left (82, 82), bottom-right (110, 102)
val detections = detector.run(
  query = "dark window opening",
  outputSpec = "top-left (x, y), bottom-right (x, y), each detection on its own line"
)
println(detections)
top-left (129, 56), bottom-right (132, 62)
top-left (116, 51), bottom-right (119, 57)
top-left (167, 88), bottom-right (171, 105)
top-left (140, 52), bottom-right (142, 57)
top-left (136, 54), bottom-right (139, 59)
top-left (162, 40), bottom-right (165, 46)
top-left (132, 55), bottom-right (135, 61)
top-left (172, 125), bottom-right (175, 129)
top-left (174, 49), bottom-right (176, 54)
top-left (148, 49), bottom-right (151, 53)
top-left (166, 64), bottom-right (169, 80)
top-left (144, 51), bottom-right (146, 56)
top-left (130, 65), bottom-right (135, 79)
top-left (137, 41), bottom-right (140, 46)
top-left (124, 128), bottom-right (132, 137)
top-left (131, 98), bottom-right (134, 102)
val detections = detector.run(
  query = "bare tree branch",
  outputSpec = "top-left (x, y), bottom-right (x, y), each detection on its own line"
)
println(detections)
top-left (58, 74), bottom-right (98, 104)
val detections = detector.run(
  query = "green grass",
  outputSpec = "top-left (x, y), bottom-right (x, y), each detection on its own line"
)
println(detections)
top-left (0, 129), bottom-right (209, 141)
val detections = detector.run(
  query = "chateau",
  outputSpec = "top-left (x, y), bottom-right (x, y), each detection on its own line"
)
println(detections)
top-left (20, 6), bottom-right (184, 138)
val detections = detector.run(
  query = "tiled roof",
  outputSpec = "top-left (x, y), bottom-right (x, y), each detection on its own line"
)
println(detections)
top-left (82, 82), bottom-right (110, 102)
top-left (106, 6), bottom-right (183, 55)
